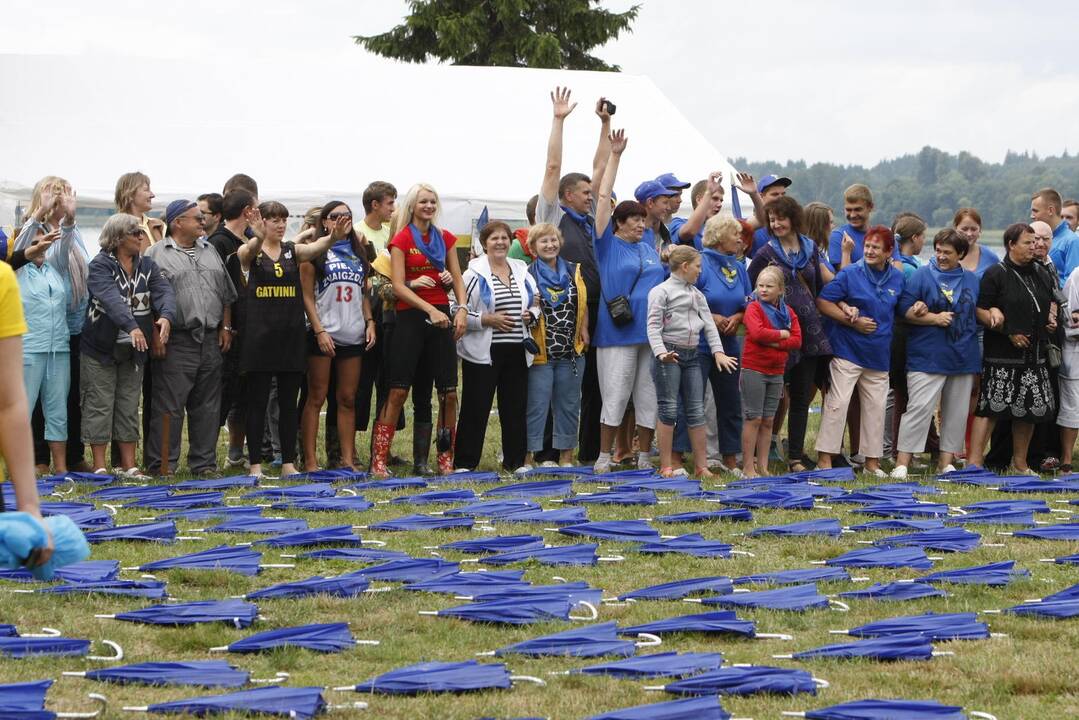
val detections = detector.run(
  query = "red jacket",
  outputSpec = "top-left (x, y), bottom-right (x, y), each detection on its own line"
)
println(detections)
top-left (741, 299), bottom-right (802, 375)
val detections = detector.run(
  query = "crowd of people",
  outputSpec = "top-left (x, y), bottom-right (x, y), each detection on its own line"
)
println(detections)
top-left (5, 86), bottom-right (1079, 488)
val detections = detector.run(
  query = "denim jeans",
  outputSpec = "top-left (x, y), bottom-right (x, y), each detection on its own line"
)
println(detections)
top-left (653, 344), bottom-right (706, 427)
top-left (527, 356), bottom-right (586, 452)
top-left (675, 337), bottom-right (742, 454)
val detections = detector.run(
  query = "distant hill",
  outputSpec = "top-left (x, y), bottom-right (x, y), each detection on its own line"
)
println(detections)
top-left (735, 147), bottom-right (1079, 229)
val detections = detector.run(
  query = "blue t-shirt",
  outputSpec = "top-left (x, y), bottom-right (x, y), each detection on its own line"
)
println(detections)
top-left (897, 262), bottom-right (981, 375)
top-left (668, 217), bottom-right (703, 250)
top-left (696, 250), bottom-right (751, 355)
top-left (749, 227), bottom-right (770, 258)
top-left (819, 260), bottom-right (904, 371)
top-left (828, 224), bottom-right (866, 267)
top-left (898, 255), bottom-right (922, 280)
top-left (967, 243), bottom-right (1000, 280)
top-left (1049, 221), bottom-right (1079, 287)
top-left (594, 224), bottom-right (666, 347)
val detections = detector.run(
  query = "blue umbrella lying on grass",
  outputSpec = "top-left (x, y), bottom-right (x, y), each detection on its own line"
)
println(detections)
top-left (253, 525), bottom-right (364, 547)
top-left (558, 520), bottom-right (660, 542)
top-left (350, 477), bottom-right (427, 490)
top-left (285, 468), bottom-right (367, 482)
top-left (34, 579), bottom-right (168, 600)
top-left (40, 500), bottom-right (96, 515)
top-left (734, 567), bottom-right (853, 586)
top-left (295, 547), bottom-right (409, 563)
top-left (620, 576), bottom-right (733, 601)
top-left (242, 483), bottom-right (335, 500)
top-left (355, 557), bottom-right (459, 582)
top-left (832, 490), bottom-right (916, 505)
top-left (0, 679), bottom-right (106, 719)
top-left (345, 660), bottom-right (532, 694)
top-left (0, 634), bottom-right (122, 660)
top-left (212, 622), bottom-right (372, 653)
top-left (1009, 523), bottom-right (1079, 540)
top-left (0, 559), bottom-right (118, 584)
top-left (838, 582), bottom-right (946, 602)
top-left (479, 543), bottom-right (611, 567)
top-left (270, 496), bottom-right (375, 513)
top-left (781, 698), bottom-right (997, 719)
top-left (1044, 552), bottom-right (1079, 565)
top-left (776, 633), bottom-right (938, 662)
top-left (847, 519), bottom-right (944, 532)
top-left (404, 570), bottom-right (528, 596)
top-left (490, 621), bottom-right (642, 658)
top-left (364, 513), bottom-right (474, 532)
top-left (63, 510), bottom-right (115, 531)
top-left (97, 599), bottom-right (258, 628)
top-left (833, 612), bottom-right (990, 641)
top-left (712, 488), bottom-right (815, 510)
top-left (88, 485), bottom-right (170, 501)
top-left (854, 502), bottom-right (950, 519)
top-left (918, 560), bottom-right (1030, 586)
top-left (874, 527), bottom-right (981, 552)
top-left (121, 685), bottom-right (349, 719)
top-left (124, 492), bottom-right (224, 510)
top-left (867, 481), bottom-right (941, 496)
top-left (438, 535), bottom-right (544, 554)
top-left (586, 694), bottom-right (734, 720)
top-left (203, 518), bottom-right (309, 535)
top-left (821, 546), bottom-right (934, 569)
top-left (996, 478), bottom-right (1079, 493)
top-left (620, 611), bottom-right (781, 639)
top-left (647, 665), bottom-right (821, 696)
top-left (484, 479), bottom-right (573, 498)
top-left (84, 521), bottom-right (180, 544)
top-left (159, 505), bottom-right (262, 522)
top-left (962, 499), bottom-right (1050, 514)
top-left (66, 660), bottom-right (252, 688)
top-left (390, 488), bottom-right (476, 505)
top-left (172, 475), bottom-right (258, 490)
top-left (944, 510), bottom-right (1035, 526)
top-left (564, 490), bottom-right (658, 506)
top-left (987, 583), bottom-right (1079, 619)
top-left (0, 512), bottom-right (91, 580)
top-left (788, 467), bottom-right (855, 483)
top-left (444, 499), bottom-right (542, 518)
top-left (245, 573), bottom-right (370, 600)
top-left (655, 509), bottom-right (752, 524)
top-left (638, 534), bottom-right (734, 558)
top-left (467, 581), bottom-right (601, 606)
top-left (136, 545), bottom-right (281, 576)
top-left (617, 477), bottom-right (701, 495)
top-left (570, 652), bottom-right (723, 679)
top-left (428, 470), bottom-right (501, 484)
top-left (497, 507), bottom-right (588, 525)
top-left (689, 584), bottom-right (833, 612)
top-left (420, 597), bottom-right (590, 625)
top-left (749, 518), bottom-right (842, 538)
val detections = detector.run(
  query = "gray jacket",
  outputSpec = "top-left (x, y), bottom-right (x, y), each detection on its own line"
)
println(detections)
top-left (646, 274), bottom-right (723, 356)
top-left (146, 236), bottom-right (236, 342)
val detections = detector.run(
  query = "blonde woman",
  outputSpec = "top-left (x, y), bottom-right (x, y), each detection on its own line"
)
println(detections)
top-left (114, 172), bottom-right (164, 252)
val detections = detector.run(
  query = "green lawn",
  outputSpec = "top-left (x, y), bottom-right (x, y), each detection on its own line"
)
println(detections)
top-left (3, 406), bottom-right (1079, 720)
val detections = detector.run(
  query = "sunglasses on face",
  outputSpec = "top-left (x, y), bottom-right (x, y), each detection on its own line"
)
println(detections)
top-left (327, 212), bottom-right (352, 221)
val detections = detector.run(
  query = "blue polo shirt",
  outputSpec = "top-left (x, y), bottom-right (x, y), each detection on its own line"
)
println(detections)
top-left (1049, 220), bottom-right (1079, 287)
top-left (819, 260), bottom-right (903, 371)
top-left (669, 217), bottom-right (703, 250)
top-left (593, 224), bottom-right (666, 348)
top-left (750, 227), bottom-right (770, 258)
top-left (897, 263), bottom-right (981, 375)
top-left (696, 250), bottom-right (751, 355)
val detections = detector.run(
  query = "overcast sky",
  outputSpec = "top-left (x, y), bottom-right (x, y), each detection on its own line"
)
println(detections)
top-left (3, 0), bottom-right (1077, 171)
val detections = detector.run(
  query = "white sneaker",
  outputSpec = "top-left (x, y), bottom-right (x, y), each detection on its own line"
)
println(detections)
top-left (940, 464), bottom-right (957, 474)
top-left (637, 453), bottom-right (653, 470)
top-left (539, 461), bottom-right (559, 468)
top-left (890, 465), bottom-right (908, 480)
top-left (671, 468), bottom-right (689, 477)
top-left (514, 465), bottom-right (533, 474)
top-left (866, 467), bottom-right (887, 478)
top-left (593, 456), bottom-right (612, 474)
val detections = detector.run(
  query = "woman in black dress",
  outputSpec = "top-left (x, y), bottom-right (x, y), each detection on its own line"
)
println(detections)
top-left (236, 201), bottom-right (339, 478)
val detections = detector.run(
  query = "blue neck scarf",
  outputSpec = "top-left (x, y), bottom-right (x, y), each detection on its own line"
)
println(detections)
top-left (927, 257), bottom-right (964, 304)
top-left (702, 249), bottom-right (740, 289)
top-left (531, 257), bottom-right (573, 308)
top-left (768, 234), bottom-right (814, 273)
top-left (857, 258), bottom-right (893, 300)
top-left (560, 206), bottom-right (593, 233)
top-left (409, 223), bottom-right (446, 271)
top-left (753, 293), bottom-right (791, 330)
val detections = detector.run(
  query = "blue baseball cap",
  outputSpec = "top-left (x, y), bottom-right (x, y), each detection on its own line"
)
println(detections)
top-left (165, 199), bottom-right (198, 226)
top-left (634, 180), bottom-right (679, 204)
top-left (654, 172), bottom-right (691, 190)
top-left (757, 174), bottom-right (792, 194)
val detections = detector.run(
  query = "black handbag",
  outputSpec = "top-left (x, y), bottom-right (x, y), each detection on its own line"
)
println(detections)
top-left (602, 247), bottom-right (644, 327)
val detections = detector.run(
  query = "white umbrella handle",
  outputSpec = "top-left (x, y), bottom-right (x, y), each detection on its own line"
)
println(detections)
top-left (635, 633), bottom-right (662, 647)
top-left (250, 671), bottom-right (291, 684)
top-left (829, 599), bottom-right (850, 612)
top-left (780, 713), bottom-right (807, 718)
top-left (509, 675), bottom-right (547, 687)
top-left (360, 539), bottom-right (386, 546)
top-left (755, 633), bottom-right (793, 640)
top-left (340, 488), bottom-right (358, 496)
top-left (86, 640), bottom-right (123, 661)
top-left (598, 555), bottom-right (624, 562)
top-left (56, 693), bottom-right (108, 718)
top-left (569, 601), bottom-right (599, 621)
top-left (812, 677), bottom-right (830, 688)
top-left (326, 701), bottom-right (369, 711)
top-left (22, 627), bottom-right (62, 637)
top-left (729, 550), bottom-right (755, 557)
top-left (969, 713), bottom-right (998, 720)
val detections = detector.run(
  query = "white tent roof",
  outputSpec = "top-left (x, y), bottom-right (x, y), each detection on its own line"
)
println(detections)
top-left (1, 54), bottom-right (739, 233)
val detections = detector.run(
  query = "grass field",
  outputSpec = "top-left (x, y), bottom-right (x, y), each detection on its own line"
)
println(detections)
top-left (3, 406), bottom-right (1079, 720)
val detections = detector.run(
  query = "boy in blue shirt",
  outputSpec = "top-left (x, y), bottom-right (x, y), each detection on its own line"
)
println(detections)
top-left (829, 183), bottom-right (875, 269)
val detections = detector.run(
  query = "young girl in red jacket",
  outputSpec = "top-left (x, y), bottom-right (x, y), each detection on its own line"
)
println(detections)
top-left (741, 266), bottom-right (802, 477)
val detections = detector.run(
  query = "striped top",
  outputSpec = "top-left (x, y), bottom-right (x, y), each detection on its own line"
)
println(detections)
top-left (491, 272), bottom-right (523, 344)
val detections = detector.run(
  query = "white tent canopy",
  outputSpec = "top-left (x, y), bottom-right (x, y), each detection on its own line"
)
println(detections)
top-left (1, 54), bottom-right (741, 233)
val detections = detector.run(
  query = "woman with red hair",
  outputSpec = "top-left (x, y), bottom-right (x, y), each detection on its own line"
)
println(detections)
top-left (813, 225), bottom-right (904, 476)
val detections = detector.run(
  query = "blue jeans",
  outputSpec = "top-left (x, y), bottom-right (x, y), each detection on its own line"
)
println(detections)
top-left (674, 337), bottom-right (742, 455)
top-left (653, 344), bottom-right (705, 427)
top-left (527, 356), bottom-right (585, 452)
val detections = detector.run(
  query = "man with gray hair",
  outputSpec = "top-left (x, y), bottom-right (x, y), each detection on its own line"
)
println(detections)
top-left (145, 199), bottom-right (236, 475)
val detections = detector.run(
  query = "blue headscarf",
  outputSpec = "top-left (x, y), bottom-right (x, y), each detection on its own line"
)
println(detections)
top-left (409, 223), bottom-right (446, 271)
top-left (927, 257), bottom-right (964, 304)
top-left (768, 234), bottom-right (815, 273)
top-left (753, 292), bottom-right (791, 330)
top-left (702, 248), bottom-right (741, 289)
top-left (531, 257), bottom-right (573, 308)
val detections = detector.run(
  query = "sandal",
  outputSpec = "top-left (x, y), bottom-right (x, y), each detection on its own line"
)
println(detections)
top-left (694, 467), bottom-right (714, 481)
top-left (659, 466), bottom-right (674, 478)
top-left (1060, 464), bottom-right (1073, 474)
top-left (788, 460), bottom-right (809, 473)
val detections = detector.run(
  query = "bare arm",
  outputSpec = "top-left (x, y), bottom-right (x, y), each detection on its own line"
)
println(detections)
top-left (300, 262), bottom-right (322, 333)
top-left (236, 214), bottom-right (266, 271)
top-left (677, 172), bottom-right (722, 241)
top-left (734, 173), bottom-right (765, 228)
top-left (0, 335), bottom-right (44, 521)
top-left (540, 87), bottom-right (577, 206)
top-left (590, 97), bottom-right (613, 201)
top-left (294, 228), bottom-right (338, 263)
top-left (594, 129), bottom-right (627, 238)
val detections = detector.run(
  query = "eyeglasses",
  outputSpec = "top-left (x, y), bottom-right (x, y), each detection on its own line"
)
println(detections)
top-left (128, 230), bottom-right (145, 238)
top-left (327, 212), bottom-right (352, 221)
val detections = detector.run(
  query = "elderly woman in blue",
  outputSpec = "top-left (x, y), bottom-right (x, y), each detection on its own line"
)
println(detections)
top-left (814, 225), bottom-right (904, 477)
top-left (591, 130), bottom-right (667, 474)
top-left (892, 229), bottom-right (984, 478)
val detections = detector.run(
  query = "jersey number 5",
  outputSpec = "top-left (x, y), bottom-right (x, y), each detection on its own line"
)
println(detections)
top-left (273, 262), bottom-right (283, 278)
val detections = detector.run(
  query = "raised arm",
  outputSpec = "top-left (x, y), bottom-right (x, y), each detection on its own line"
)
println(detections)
top-left (677, 172), bottom-right (722, 241)
top-left (594, 129), bottom-right (627, 237)
top-left (590, 97), bottom-right (613, 201)
top-left (540, 87), bottom-right (577, 206)
top-left (236, 213), bottom-right (266, 271)
top-left (295, 216), bottom-right (348, 263)
top-left (734, 173), bottom-right (765, 228)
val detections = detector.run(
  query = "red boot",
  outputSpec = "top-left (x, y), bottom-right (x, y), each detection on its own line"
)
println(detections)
top-left (437, 426), bottom-right (456, 475)
top-left (370, 422), bottom-right (396, 478)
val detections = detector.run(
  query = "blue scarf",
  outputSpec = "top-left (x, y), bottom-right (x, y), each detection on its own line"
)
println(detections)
top-left (857, 258), bottom-right (894, 300)
top-left (753, 293), bottom-right (791, 330)
top-left (560, 206), bottom-right (594, 234)
top-left (702, 248), bottom-right (740, 289)
top-left (409, 223), bottom-right (446, 271)
top-left (927, 257), bottom-right (964, 305)
top-left (531, 257), bottom-right (573, 308)
top-left (899, 254), bottom-right (920, 272)
top-left (768, 234), bottom-right (815, 273)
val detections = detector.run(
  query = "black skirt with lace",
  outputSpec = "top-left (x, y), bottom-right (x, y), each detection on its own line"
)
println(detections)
top-left (976, 359), bottom-right (1056, 422)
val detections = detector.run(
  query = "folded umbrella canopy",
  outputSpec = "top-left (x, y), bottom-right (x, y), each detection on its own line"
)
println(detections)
top-left (783, 633), bottom-right (935, 661)
top-left (749, 519), bottom-right (842, 538)
top-left (390, 488), bottom-right (477, 505)
top-left (997, 479), bottom-right (1079, 493)
top-left (424, 596), bottom-right (579, 625)
top-left (349, 660), bottom-right (513, 694)
top-left (944, 510), bottom-right (1035, 526)
top-left (37, 579), bottom-right (168, 599)
top-left (565, 490), bottom-right (659, 506)
top-left (350, 477), bottom-right (427, 490)
top-left (496, 507), bottom-right (588, 525)
top-left (0, 512), bottom-right (91, 580)
top-left (0, 634), bottom-right (122, 660)
top-left (214, 623), bottom-right (358, 653)
top-left (355, 557), bottom-right (459, 582)
top-left (823, 546), bottom-right (934, 570)
top-left (620, 576), bottom-right (733, 601)
top-left (854, 502), bottom-right (950, 519)
top-left (735, 567), bottom-right (852, 586)
top-left (269, 496), bottom-right (375, 513)
top-left (253, 525), bottom-right (363, 547)
top-left (44, 470), bottom-right (115, 484)
top-left (838, 612), bottom-right (990, 641)
top-left (962, 499), bottom-right (1049, 514)
top-left (1012, 523), bottom-right (1079, 540)
top-left (427, 470), bottom-right (501, 484)
top-left (484, 479), bottom-right (574, 498)
top-left (245, 573), bottom-right (370, 600)
top-left (297, 548), bottom-right (409, 563)
top-left (696, 584), bottom-right (830, 612)
top-left (88, 485), bottom-right (171, 501)
top-left (444, 499), bottom-right (542, 518)
top-left (160, 506), bottom-right (262, 522)
top-left (788, 467), bottom-right (855, 482)
top-left (616, 477), bottom-right (702, 495)
top-left (638, 534), bottom-right (732, 558)
top-left (365, 513), bottom-right (474, 531)
top-left (100, 599), bottom-right (258, 628)
top-left (655, 509), bottom-right (753, 524)
top-left (137, 545), bottom-right (265, 576)
top-left (867, 481), bottom-right (941, 496)
top-left (439, 535), bottom-right (544, 554)
top-left (204, 518), bottom-right (309, 535)
top-left (586, 694), bottom-right (732, 720)
top-left (837, 582), bottom-right (946, 602)
top-left (713, 487), bottom-right (815, 510)
top-left (122, 685), bottom-right (335, 720)
top-left (285, 468), bottom-right (367, 482)
top-left (172, 475), bottom-right (259, 490)
top-left (0, 559), bottom-right (119, 584)
top-left (653, 665), bottom-right (819, 696)
top-left (71, 660), bottom-right (250, 688)
top-left (40, 500), bottom-right (96, 515)
top-left (0, 678), bottom-right (106, 719)
top-left (481, 543), bottom-right (603, 566)
top-left (847, 519), bottom-right (944, 532)
top-left (404, 570), bottom-right (528, 596)
top-left (558, 520), bottom-right (661, 543)
top-left (832, 490), bottom-right (916, 505)
top-left (874, 528), bottom-right (981, 553)
top-left (63, 509), bottom-right (115, 531)
top-left (494, 621), bottom-right (637, 658)
top-left (782, 698), bottom-right (988, 720)
top-left (1049, 552), bottom-right (1079, 565)
top-left (470, 581), bottom-right (601, 606)
top-left (242, 483), bottom-right (335, 500)
top-left (123, 492), bottom-right (224, 510)
top-left (84, 521), bottom-right (178, 544)
top-left (621, 611), bottom-right (758, 639)
top-left (1005, 597), bottom-right (1079, 619)
top-left (573, 652), bottom-right (723, 679)
top-left (918, 561), bottom-right (1030, 586)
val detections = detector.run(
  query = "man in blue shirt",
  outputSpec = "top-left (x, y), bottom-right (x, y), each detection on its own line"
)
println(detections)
top-left (634, 180), bottom-right (678, 260)
top-left (655, 172), bottom-right (691, 224)
top-left (1030, 187), bottom-right (1079, 285)
top-left (828, 183), bottom-right (876, 269)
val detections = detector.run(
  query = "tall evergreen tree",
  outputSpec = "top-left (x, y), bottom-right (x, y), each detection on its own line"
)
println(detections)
top-left (354, 0), bottom-right (639, 71)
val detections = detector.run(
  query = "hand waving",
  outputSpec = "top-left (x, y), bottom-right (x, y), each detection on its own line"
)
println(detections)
top-left (551, 86), bottom-right (577, 120)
